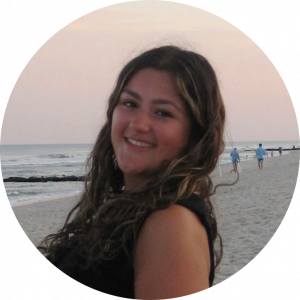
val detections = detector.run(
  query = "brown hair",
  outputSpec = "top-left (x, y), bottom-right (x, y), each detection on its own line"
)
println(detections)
top-left (39, 45), bottom-right (226, 272)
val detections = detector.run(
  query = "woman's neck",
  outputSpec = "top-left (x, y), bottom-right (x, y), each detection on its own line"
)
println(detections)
top-left (124, 174), bottom-right (151, 192)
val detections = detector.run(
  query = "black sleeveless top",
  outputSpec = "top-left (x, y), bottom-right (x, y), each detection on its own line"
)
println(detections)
top-left (52, 194), bottom-right (215, 298)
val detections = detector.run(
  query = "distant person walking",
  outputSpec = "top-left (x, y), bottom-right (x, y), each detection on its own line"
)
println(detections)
top-left (279, 147), bottom-right (282, 156)
top-left (256, 143), bottom-right (265, 170)
top-left (230, 147), bottom-right (240, 172)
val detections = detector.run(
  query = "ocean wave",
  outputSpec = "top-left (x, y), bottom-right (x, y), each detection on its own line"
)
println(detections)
top-left (37, 154), bottom-right (74, 159)
top-left (1, 159), bottom-right (85, 167)
top-left (7, 187), bottom-right (83, 204)
top-left (7, 191), bottom-right (20, 196)
top-left (6, 190), bottom-right (39, 197)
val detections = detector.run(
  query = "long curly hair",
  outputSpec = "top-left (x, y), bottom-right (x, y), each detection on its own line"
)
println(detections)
top-left (38, 45), bottom-right (226, 271)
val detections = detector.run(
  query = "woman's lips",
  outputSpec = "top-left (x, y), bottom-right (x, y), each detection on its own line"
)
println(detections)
top-left (125, 137), bottom-right (154, 148)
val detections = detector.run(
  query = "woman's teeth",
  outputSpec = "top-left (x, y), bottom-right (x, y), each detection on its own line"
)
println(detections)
top-left (127, 138), bottom-right (154, 148)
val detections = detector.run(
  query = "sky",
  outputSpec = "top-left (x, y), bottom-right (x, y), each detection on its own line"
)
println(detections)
top-left (0, 0), bottom-right (299, 145)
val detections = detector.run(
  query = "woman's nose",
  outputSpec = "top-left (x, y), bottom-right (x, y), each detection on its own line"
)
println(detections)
top-left (129, 110), bottom-right (151, 132)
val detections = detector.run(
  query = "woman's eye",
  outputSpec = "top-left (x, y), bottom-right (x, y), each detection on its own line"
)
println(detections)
top-left (156, 110), bottom-right (172, 118)
top-left (122, 101), bottom-right (137, 108)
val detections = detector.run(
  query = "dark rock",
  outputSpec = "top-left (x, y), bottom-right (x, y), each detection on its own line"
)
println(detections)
top-left (3, 175), bottom-right (86, 183)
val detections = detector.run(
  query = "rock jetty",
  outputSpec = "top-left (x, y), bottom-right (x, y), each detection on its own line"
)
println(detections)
top-left (3, 175), bottom-right (86, 182)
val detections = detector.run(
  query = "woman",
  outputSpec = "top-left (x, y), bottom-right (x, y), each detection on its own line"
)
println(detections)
top-left (38, 45), bottom-right (226, 299)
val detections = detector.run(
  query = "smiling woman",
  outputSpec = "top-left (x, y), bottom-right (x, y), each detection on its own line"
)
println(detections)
top-left (38, 45), bottom-right (227, 299)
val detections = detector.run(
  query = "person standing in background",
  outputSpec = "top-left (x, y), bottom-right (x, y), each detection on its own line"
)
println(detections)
top-left (256, 143), bottom-right (265, 170)
top-left (230, 147), bottom-right (240, 172)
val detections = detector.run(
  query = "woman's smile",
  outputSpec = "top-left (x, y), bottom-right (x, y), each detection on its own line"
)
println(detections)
top-left (125, 137), bottom-right (155, 149)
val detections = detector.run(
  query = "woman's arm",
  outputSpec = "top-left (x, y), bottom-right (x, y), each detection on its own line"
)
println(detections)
top-left (134, 204), bottom-right (211, 299)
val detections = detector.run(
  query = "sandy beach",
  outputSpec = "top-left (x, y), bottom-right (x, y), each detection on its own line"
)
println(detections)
top-left (12, 151), bottom-right (299, 285)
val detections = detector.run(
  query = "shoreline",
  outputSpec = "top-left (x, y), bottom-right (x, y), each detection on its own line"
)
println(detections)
top-left (11, 192), bottom-right (82, 208)
top-left (11, 151), bottom-right (299, 285)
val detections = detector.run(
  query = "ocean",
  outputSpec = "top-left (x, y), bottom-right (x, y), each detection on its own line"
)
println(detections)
top-left (1, 141), bottom-right (298, 206)
top-left (1, 144), bottom-right (92, 206)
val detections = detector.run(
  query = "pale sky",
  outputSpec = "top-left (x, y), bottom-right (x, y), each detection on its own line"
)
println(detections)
top-left (1, 1), bottom-right (299, 144)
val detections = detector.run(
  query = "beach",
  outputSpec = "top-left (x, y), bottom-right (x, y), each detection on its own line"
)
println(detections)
top-left (11, 150), bottom-right (299, 285)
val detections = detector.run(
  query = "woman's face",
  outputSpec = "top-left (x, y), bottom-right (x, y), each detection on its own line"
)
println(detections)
top-left (111, 68), bottom-right (191, 189)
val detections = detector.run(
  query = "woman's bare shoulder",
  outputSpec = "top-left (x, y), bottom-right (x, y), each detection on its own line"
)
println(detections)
top-left (141, 203), bottom-right (207, 235)
top-left (134, 204), bottom-right (211, 299)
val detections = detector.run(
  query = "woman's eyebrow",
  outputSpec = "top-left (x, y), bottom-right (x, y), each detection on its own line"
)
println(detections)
top-left (121, 88), bottom-right (183, 112)
top-left (121, 89), bottom-right (141, 100)
top-left (152, 99), bottom-right (182, 113)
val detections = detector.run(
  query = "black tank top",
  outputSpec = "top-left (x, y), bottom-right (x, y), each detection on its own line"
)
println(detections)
top-left (53, 194), bottom-right (215, 298)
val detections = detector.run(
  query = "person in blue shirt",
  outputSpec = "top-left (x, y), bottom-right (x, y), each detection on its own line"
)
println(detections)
top-left (230, 147), bottom-right (240, 172)
top-left (256, 143), bottom-right (265, 170)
